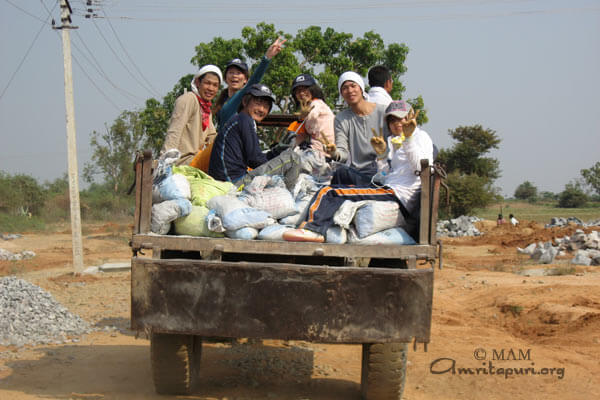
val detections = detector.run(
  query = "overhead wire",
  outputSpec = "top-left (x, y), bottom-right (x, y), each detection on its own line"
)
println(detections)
top-left (98, 5), bottom-right (162, 98)
top-left (91, 18), bottom-right (159, 98)
top-left (72, 30), bottom-right (145, 103)
top-left (0, 1), bottom-right (56, 101)
top-left (41, 0), bottom-right (127, 111)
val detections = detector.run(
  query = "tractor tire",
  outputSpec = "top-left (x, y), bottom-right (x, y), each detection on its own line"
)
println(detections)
top-left (150, 333), bottom-right (202, 395)
top-left (360, 342), bottom-right (408, 400)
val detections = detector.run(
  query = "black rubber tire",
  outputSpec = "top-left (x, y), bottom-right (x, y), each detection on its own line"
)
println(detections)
top-left (150, 333), bottom-right (202, 395)
top-left (360, 342), bottom-right (408, 400)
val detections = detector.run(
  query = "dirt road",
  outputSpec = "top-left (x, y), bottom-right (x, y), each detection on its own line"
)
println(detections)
top-left (1, 222), bottom-right (599, 399)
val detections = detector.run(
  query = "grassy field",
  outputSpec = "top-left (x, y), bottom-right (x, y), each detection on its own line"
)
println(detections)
top-left (472, 200), bottom-right (600, 224)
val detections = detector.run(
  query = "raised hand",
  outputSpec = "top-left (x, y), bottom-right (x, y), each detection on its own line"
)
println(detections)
top-left (266, 36), bottom-right (287, 59)
top-left (296, 99), bottom-right (313, 120)
top-left (370, 128), bottom-right (387, 156)
top-left (402, 109), bottom-right (420, 138)
top-left (317, 131), bottom-right (338, 158)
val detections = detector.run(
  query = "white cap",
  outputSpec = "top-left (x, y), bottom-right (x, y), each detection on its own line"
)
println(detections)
top-left (191, 64), bottom-right (223, 95)
top-left (337, 71), bottom-right (367, 99)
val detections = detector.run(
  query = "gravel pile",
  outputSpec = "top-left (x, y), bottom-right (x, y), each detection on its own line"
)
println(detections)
top-left (0, 248), bottom-right (36, 261)
top-left (517, 229), bottom-right (600, 265)
top-left (0, 276), bottom-right (91, 347)
top-left (437, 215), bottom-right (482, 237)
top-left (545, 217), bottom-right (600, 228)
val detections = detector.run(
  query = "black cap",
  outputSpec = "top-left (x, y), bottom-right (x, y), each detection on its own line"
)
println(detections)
top-left (247, 84), bottom-right (276, 103)
top-left (291, 73), bottom-right (317, 93)
top-left (225, 58), bottom-right (249, 76)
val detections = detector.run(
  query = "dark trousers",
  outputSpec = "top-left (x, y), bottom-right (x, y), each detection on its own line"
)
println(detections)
top-left (331, 165), bottom-right (376, 186)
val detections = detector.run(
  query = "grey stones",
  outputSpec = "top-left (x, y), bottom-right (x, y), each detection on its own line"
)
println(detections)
top-left (0, 276), bottom-right (90, 347)
top-left (437, 216), bottom-right (482, 237)
top-left (0, 249), bottom-right (36, 261)
top-left (517, 226), bottom-right (600, 266)
top-left (545, 217), bottom-right (600, 228)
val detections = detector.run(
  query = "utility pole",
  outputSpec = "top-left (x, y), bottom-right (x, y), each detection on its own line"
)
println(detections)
top-left (54, 0), bottom-right (84, 274)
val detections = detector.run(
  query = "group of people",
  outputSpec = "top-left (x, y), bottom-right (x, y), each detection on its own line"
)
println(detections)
top-left (160, 37), bottom-right (434, 242)
top-left (498, 214), bottom-right (519, 226)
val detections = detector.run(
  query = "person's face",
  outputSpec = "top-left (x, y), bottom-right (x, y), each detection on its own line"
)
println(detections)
top-left (387, 115), bottom-right (408, 136)
top-left (340, 81), bottom-right (363, 105)
top-left (245, 97), bottom-right (271, 122)
top-left (294, 86), bottom-right (312, 103)
top-left (225, 66), bottom-right (248, 91)
top-left (196, 73), bottom-right (220, 101)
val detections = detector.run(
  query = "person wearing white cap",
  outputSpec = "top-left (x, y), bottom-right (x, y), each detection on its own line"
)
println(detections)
top-left (160, 64), bottom-right (223, 166)
top-left (323, 71), bottom-right (389, 186)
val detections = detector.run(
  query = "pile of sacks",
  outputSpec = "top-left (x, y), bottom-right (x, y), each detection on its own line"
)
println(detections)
top-left (545, 217), bottom-right (600, 228)
top-left (517, 229), bottom-right (600, 265)
top-left (437, 216), bottom-right (482, 237)
top-left (150, 151), bottom-right (415, 245)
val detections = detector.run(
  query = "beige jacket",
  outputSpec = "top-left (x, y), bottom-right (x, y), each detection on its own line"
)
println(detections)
top-left (161, 92), bottom-right (217, 165)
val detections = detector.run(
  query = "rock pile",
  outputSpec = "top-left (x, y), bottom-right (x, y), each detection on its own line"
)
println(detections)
top-left (517, 229), bottom-right (600, 265)
top-left (437, 216), bottom-right (482, 237)
top-left (0, 249), bottom-right (36, 261)
top-left (1, 233), bottom-right (22, 240)
top-left (545, 217), bottom-right (600, 228)
top-left (0, 276), bottom-right (91, 347)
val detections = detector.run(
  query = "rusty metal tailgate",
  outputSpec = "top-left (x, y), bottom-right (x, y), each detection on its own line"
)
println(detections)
top-left (131, 257), bottom-right (433, 344)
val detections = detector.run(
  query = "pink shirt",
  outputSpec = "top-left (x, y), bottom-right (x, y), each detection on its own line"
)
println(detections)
top-left (297, 99), bottom-right (335, 157)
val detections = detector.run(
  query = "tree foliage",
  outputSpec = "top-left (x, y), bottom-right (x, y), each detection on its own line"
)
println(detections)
top-left (436, 124), bottom-right (501, 217)
top-left (441, 172), bottom-right (498, 217)
top-left (581, 161), bottom-right (600, 196)
top-left (558, 182), bottom-right (588, 208)
top-left (0, 171), bottom-right (46, 215)
top-left (83, 111), bottom-right (144, 193)
top-left (514, 181), bottom-right (538, 202)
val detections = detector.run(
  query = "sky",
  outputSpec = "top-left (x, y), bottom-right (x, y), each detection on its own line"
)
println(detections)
top-left (1, 0), bottom-right (599, 197)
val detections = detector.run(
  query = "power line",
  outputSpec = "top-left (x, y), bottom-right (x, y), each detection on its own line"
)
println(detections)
top-left (99, 6), bottom-right (162, 98)
top-left (72, 30), bottom-right (145, 103)
top-left (3, 0), bottom-right (49, 23)
top-left (91, 18), bottom-right (159, 98)
top-left (70, 53), bottom-right (123, 112)
top-left (0, 1), bottom-right (57, 101)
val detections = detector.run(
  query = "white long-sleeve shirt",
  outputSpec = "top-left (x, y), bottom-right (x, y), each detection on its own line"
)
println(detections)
top-left (377, 127), bottom-right (434, 213)
top-left (367, 87), bottom-right (393, 107)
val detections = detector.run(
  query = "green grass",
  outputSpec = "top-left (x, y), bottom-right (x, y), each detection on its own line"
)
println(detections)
top-left (0, 214), bottom-right (46, 233)
top-left (472, 200), bottom-right (600, 223)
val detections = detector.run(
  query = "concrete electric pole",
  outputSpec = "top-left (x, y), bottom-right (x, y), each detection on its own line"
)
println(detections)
top-left (54, 0), bottom-right (84, 274)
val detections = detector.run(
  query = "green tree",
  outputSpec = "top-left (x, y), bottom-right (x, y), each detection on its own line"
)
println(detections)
top-left (83, 111), bottom-right (144, 193)
top-left (581, 161), bottom-right (600, 196)
top-left (558, 182), bottom-right (588, 208)
top-left (539, 191), bottom-right (557, 201)
top-left (0, 172), bottom-right (45, 215)
top-left (514, 181), bottom-right (538, 202)
top-left (436, 125), bottom-right (501, 217)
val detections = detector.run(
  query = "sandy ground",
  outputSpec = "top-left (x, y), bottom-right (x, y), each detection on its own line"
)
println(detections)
top-left (1, 221), bottom-right (599, 400)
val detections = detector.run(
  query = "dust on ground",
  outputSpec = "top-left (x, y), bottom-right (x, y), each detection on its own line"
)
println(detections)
top-left (0, 221), bottom-right (599, 400)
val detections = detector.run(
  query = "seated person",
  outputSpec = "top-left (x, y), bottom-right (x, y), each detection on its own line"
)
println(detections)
top-left (509, 214), bottom-right (519, 226)
top-left (325, 71), bottom-right (389, 186)
top-left (287, 73), bottom-right (335, 158)
top-left (285, 100), bottom-right (433, 242)
top-left (497, 214), bottom-right (506, 225)
top-left (160, 65), bottom-right (222, 166)
top-left (208, 84), bottom-right (278, 184)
